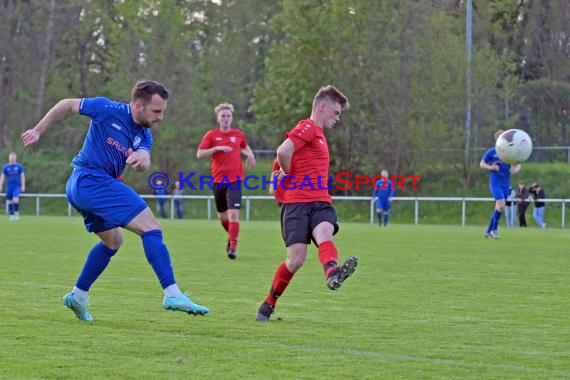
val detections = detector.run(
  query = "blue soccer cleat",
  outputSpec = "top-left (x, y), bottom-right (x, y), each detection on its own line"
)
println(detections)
top-left (63, 292), bottom-right (93, 321)
top-left (163, 293), bottom-right (209, 315)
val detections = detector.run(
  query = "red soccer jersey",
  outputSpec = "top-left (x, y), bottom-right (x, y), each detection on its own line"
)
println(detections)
top-left (280, 119), bottom-right (331, 204)
top-left (198, 128), bottom-right (248, 183)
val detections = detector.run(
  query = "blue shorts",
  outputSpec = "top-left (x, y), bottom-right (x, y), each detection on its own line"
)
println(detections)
top-left (66, 169), bottom-right (148, 233)
top-left (376, 198), bottom-right (391, 212)
top-left (490, 184), bottom-right (509, 201)
top-left (5, 185), bottom-right (20, 200)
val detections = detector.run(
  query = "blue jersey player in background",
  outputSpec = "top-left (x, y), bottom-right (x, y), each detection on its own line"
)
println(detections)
top-left (0, 152), bottom-right (26, 221)
top-left (373, 169), bottom-right (395, 227)
top-left (480, 130), bottom-right (521, 239)
top-left (21, 80), bottom-right (208, 320)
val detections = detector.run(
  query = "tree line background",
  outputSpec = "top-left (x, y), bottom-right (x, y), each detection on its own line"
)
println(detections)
top-left (0, 0), bottom-right (568, 195)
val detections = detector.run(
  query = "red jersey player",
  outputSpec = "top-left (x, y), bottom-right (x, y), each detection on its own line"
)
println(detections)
top-left (256, 85), bottom-right (358, 321)
top-left (197, 103), bottom-right (255, 259)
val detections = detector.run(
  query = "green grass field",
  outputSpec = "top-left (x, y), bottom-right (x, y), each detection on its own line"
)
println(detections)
top-left (1, 217), bottom-right (569, 379)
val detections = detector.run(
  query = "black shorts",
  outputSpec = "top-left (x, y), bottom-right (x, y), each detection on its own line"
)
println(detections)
top-left (280, 201), bottom-right (339, 247)
top-left (213, 181), bottom-right (242, 213)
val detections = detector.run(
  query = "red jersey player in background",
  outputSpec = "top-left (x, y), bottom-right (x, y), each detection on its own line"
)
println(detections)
top-left (197, 103), bottom-right (255, 259)
top-left (256, 85), bottom-right (358, 321)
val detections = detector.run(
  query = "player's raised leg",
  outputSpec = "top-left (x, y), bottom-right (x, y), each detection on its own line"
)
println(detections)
top-left (313, 221), bottom-right (358, 290)
top-left (217, 211), bottom-right (231, 254)
top-left (126, 207), bottom-right (209, 315)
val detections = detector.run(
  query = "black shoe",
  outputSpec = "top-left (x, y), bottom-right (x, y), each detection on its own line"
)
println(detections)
top-left (255, 301), bottom-right (274, 322)
top-left (326, 256), bottom-right (358, 290)
top-left (227, 248), bottom-right (237, 260)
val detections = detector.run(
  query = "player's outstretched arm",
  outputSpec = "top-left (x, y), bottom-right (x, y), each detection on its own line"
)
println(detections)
top-left (0, 173), bottom-right (4, 193)
top-left (22, 99), bottom-right (81, 146)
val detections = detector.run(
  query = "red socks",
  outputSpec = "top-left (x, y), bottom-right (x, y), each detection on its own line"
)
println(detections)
top-left (221, 219), bottom-right (229, 232)
top-left (265, 262), bottom-right (294, 305)
top-left (229, 221), bottom-right (239, 250)
top-left (318, 240), bottom-right (338, 277)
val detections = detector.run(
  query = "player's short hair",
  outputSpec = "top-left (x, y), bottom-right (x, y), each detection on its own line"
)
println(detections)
top-left (131, 80), bottom-right (169, 103)
top-left (312, 85), bottom-right (350, 111)
top-left (214, 103), bottom-right (234, 114)
top-left (494, 129), bottom-right (504, 140)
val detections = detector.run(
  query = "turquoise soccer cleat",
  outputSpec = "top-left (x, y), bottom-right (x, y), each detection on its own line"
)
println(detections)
top-left (62, 292), bottom-right (93, 321)
top-left (163, 293), bottom-right (209, 315)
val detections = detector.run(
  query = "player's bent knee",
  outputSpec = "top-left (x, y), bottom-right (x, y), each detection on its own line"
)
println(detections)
top-left (228, 211), bottom-right (240, 222)
top-left (286, 256), bottom-right (305, 272)
top-left (126, 207), bottom-right (162, 235)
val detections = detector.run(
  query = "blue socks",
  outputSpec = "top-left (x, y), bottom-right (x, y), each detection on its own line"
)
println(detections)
top-left (384, 214), bottom-right (390, 226)
top-left (141, 230), bottom-right (176, 289)
top-left (486, 209), bottom-right (502, 233)
top-left (76, 242), bottom-right (118, 291)
top-left (73, 230), bottom-right (176, 292)
top-left (14, 203), bottom-right (19, 212)
top-left (8, 204), bottom-right (14, 215)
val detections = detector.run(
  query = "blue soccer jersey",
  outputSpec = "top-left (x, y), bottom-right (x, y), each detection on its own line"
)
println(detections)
top-left (373, 178), bottom-right (395, 210)
top-left (71, 97), bottom-right (153, 178)
top-left (373, 179), bottom-right (394, 200)
top-left (481, 148), bottom-right (511, 187)
top-left (2, 163), bottom-right (24, 187)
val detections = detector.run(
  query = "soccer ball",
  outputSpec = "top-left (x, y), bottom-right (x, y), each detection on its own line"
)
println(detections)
top-left (495, 129), bottom-right (533, 164)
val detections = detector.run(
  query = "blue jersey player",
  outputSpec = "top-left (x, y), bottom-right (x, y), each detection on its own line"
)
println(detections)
top-left (21, 80), bottom-right (208, 320)
top-left (480, 130), bottom-right (521, 239)
top-left (373, 169), bottom-right (395, 226)
top-left (0, 152), bottom-right (26, 221)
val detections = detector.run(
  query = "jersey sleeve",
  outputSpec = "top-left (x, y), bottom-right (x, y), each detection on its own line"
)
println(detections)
top-left (79, 97), bottom-right (114, 123)
top-left (240, 131), bottom-right (248, 149)
top-left (138, 129), bottom-right (153, 153)
top-left (1, 165), bottom-right (7, 176)
top-left (198, 131), bottom-right (213, 149)
top-left (287, 121), bottom-right (317, 150)
top-left (481, 148), bottom-right (494, 164)
top-left (18, 164), bottom-right (24, 174)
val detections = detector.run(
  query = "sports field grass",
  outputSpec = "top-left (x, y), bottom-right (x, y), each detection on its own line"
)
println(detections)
top-left (1, 217), bottom-right (569, 379)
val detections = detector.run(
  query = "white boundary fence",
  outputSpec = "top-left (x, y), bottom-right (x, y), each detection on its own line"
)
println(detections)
top-left (3, 193), bottom-right (568, 227)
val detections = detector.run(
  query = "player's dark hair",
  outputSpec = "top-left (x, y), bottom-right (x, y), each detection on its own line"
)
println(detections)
top-left (131, 80), bottom-right (169, 103)
top-left (494, 129), bottom-right (504, 140)
top-left (312, 85), bottom-right (350, 110)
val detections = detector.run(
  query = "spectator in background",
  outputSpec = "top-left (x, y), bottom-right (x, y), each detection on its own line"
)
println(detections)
top-left (154, 179), bottom-right (167, 218)
top-left (173, 181), bottom-right (185, 219)
top-left (516, 181), bottom-right (529, 227)
top-left (529, 183), bottom-right (546, 228)
top-left (372, 169), bottom-right (395, 227)
top-left (0, 152), bottom-right (26, 221)
top-left (505, 187), bottom-right (517, 228)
